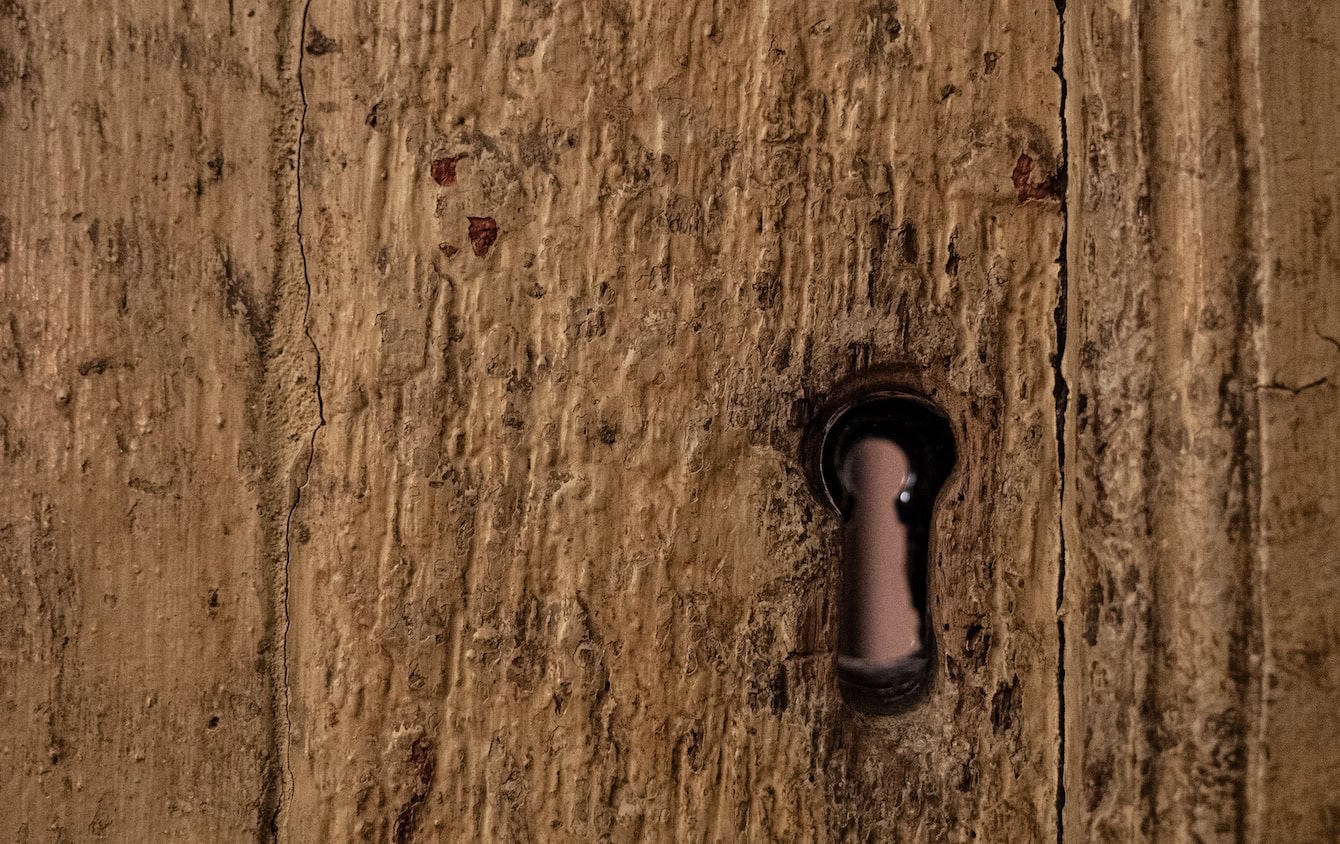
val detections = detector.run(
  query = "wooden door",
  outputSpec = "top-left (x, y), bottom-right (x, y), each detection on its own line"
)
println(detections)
top-left (1, 0), bottom-right (1335, 841)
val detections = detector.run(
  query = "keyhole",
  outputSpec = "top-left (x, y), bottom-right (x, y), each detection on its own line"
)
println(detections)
top-left (839, 438), bottom-right (921, 667)
top-left (802, 381), bottom-right (957, 714)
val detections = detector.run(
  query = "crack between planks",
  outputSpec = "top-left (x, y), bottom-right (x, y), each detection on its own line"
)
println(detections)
top-left (1051, 2), bottom-right (1071, 842)
top-left (273, 0), bottom-right (325, 839)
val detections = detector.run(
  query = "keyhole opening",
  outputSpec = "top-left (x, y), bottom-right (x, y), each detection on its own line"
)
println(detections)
top-left (838, 437), bottom-right (922, 668)
top-left (802, 381), bottom-right (957, 715)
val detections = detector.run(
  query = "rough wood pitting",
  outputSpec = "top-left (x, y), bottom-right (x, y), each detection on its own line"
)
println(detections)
top-left (25, 0), bottom-right (1338, 840)
top-left (282, 0), bottom-right (1063, 840)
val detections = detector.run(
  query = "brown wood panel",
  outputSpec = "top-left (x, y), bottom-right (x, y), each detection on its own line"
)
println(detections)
top-left (1065, 0), bottom-right (1340, 839)
top-left (0, 1), bottom-right (312, 840)
top-left (1245, 0), bottom-right (1340, 836)
top-left (283, 0), bottom-right (1063, 841)
top-left (13, 0), bottom-right (1338, 839)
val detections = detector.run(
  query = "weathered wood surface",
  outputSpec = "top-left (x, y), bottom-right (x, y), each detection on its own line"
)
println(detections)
top-left (0, 1), bottom-right (317, 840)
top-left (283, 0), bottom-right (1062, 841)
top-left (7, 0), bottom-right (1338, 840)
top-left (1065, 0), bottom-right (1340, 840)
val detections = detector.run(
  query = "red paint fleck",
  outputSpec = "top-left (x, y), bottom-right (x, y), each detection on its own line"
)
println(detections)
top-left (438, 242), bottom-right (459, 257)
top-left (1011, 152), bottom-right (1063, 204)
top-left (467, 217), bottom-right (499, 256)
top-left (430, 155), bottom-right (463, 186)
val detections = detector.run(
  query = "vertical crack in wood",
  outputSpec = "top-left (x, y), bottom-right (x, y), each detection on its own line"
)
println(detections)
top-left (1224, 1), bottom-right (1263, 838)
top-left (1052, 1), bottom-right (1070, 841)
top-left (268, 0), bottom-right (326, 839)
top-left (1237, 6), bottom-right (1273, 840)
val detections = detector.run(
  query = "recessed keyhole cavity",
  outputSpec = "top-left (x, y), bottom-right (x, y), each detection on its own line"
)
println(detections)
top-left (839, 438), bottom-right (921, 667)
top-left (803, 383), bottom-right (957, 715)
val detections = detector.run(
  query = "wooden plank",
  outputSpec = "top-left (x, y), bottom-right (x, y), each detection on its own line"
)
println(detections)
top-left (1244, 0), bottom-right (1340, 836)
top-left (1064, 0), bottom-right (1340, 839)
top-left (284, 0), bottom-right (1064, 840)
top-left (0, 2), bottom-right (314, 839)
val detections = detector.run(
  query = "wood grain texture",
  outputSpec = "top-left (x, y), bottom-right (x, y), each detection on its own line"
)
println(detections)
top-left (283, 0), bottom-right (1062, 841)
top-left (1064, 0), bottom-right (1340, 840)
top-left (1250, 3), bottom-right (1340, 835)
top-left (0, 1), bottom-right (313, 840)
top-left (29, 0), bottom-right (1340, 840)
